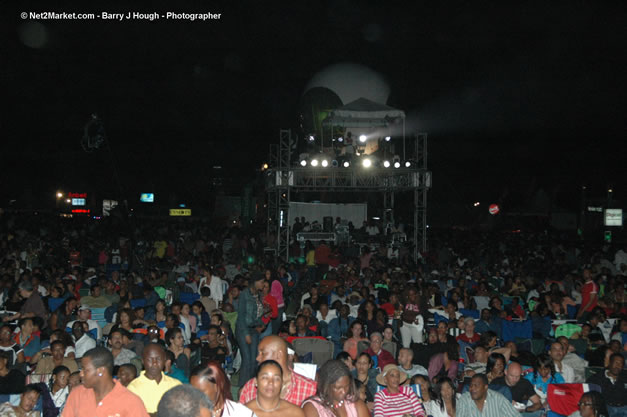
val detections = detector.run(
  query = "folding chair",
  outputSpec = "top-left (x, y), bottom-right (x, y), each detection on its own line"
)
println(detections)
top-left (292, 337), bottom-right (335, 367)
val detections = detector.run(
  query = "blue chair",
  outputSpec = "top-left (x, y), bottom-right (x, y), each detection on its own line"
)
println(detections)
top-left (197, 330), bottom-right (208, 338)
top-left (48, 297), bottom-right (65, 313)
top-left (433, 313), bottom-right (449, 325)
top-left (566, 305), bottom-right (578, 319)
top-left (501, 319), bottom-right (532, 342)
top-left (90, 307), bottom-right (108, 329)
top-left (179, 292), bottom-right (199, 305)
top-left (460, 308), bottom-right (480, 319)
top-left (130, 298), bottom-right (146, 308)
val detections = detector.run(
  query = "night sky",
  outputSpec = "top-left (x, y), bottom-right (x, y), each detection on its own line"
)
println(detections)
top-left (2, 1), bottom-right (626, 218)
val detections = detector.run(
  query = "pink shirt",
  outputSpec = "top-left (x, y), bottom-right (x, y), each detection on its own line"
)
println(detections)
top-left (271, 280), bottom-right (285, 308)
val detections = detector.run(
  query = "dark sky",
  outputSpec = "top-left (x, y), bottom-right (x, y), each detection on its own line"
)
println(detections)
top-left (2, 1), bottom-right (626, 212)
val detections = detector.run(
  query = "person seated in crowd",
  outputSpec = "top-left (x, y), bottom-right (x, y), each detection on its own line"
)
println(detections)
top-left (165, 328), bottom-right (191, 379)
top-left (548, 341), bottom-right (574, 383)
top-left (524, 354), bottom-right (564, 408)
top-left (116, 363), bottom-right (138, 387)
top-left (327, 305), bottom-right (354, 355)
top-left (108, 329), bottom-right (139, 369)
top-left (190, 361), bottom-right (255, 417)
top-left (62, 346), bottom-right (149, 417)
top-left (67, 306), bottom-right (102, 340)
top-left (457, 317), bottom-right (480, 345)
top-left (127, 343), bottom-right (182, 415)
top-left (16, 318), bottom-right (41, 365)
top-left (0, 383), bottom-right (41, 417)
top-left (364, 332), bottom-right (395, 371)
top-left (0, 350), bottom-right (25, 394)
top-left (342, 320), bottom-right (368, 360)
top-left (41, 365), bottom-right (71, 416)
top-left (34, 340), bottom-right (79, 375)
top-left (79, 284), bottom-right (112, 309)
top-left (457, 374), bottom-right (519, 417)
top-left (464, 344), bottom-right (490, 378)
top-left (245, 360), bottom-right (304, 417)
top-left (71, 320), bottom-right (96, 359)
top-left (397, 347), bottom-right (428, 378)
top-left (587, 353), bottom-right (626, 417)
top-left (156, 384), bottom-right (214, 417)
top-left (239, 336), bottom-right (316, 406)
top-left (428, 344), bottom-right (459, 382)
top-left (425, 376), bottom-right (458, 417)
top-left (491, 362), bottom-right (543, 416)
top-left (200, 325), bottom-right (228, 365)
top-left (351, 352), bottom-right (379, 401)
top-left (373, 364), bottom-right (425, 417)
top-left (293, 314), bottom-right (315, 338)
top-left (303, 360), bottom-right (369, 417)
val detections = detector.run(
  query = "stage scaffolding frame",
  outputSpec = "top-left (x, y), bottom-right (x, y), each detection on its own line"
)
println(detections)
top-left (266, 129), bottom-right (430, 262)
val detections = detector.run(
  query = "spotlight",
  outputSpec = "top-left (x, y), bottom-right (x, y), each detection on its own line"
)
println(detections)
top-left (394, 161), bottom-right (401, 168)
top-left (385, 136), bottom-right (391, 142)
top-left (332, 160), bottom-right (338, 167)
top-left (311, 159), bottom-right (319, 167)
top-left (337, 137), bottom-right (343, 143)
top-left (308, 135), bottom-right (315, 142)
top-left (405, 161), bottom-right (411, 168)
top-left (362, 158), bottom-right (372, 168)
top-left (321, 159), bottom-right (329, 167)
top-left (56, 192), bottom-right (63, 198)
top-left (359, 134), bottom-right (367, 143)
top-left (262, 163), bottom-right (269, 170)
top-left (300, 160), bottom-right (307, 167)
top-left (383, 160), bottom-right (391, 168)
top-left (343, 161), bottom-right (350, 168)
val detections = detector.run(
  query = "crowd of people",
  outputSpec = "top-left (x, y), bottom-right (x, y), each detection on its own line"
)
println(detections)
top-left (0, 212), bottom-right (625, 417)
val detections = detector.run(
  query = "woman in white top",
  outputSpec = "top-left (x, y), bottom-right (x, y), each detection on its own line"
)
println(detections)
top-left (191, 361), bottom-right (257, 417)
top-left (424, 377), bottom-right (457, 417)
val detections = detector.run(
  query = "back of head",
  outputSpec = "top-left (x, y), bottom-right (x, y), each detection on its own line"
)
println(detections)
top-left (157, 385), bottom-right (213, 417)
top-left (84, 347), bottom-right (114, 377)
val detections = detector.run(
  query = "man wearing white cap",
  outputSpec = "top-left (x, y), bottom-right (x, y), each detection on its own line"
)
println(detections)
top-left (67, 306), bottom-right (102, 340)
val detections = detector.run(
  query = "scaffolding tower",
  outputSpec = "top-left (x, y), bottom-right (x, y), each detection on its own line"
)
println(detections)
top-left (266, 129), bottom-right (431, 262)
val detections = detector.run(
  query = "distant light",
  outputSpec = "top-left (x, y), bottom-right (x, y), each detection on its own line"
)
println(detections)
top-left (608, 188), bottom-right (613, 193)
top-left (394, 161), bottom-right (401, 169)
top-left (262, 163), bottom-right (269, 170)
top-left (383, 160), bottom-right (391, 168)
top-left (56, 192), bottom-right (63, 198)
top-left (179, 204), bottom-right (186, 208)
top-left (384, 136), bottom-right (391, 142)
top-left (359, 134), bottom-right (367, 143)
top-left (300, 160), bottom-right (307, 167)
top-left (321, 159), bottom-right (329, 167)
top-left (405, 161), bottom-right (411, 168)
top-left (65, 199), bottom-right (71, 203)
top-left (337, 137), bottom-right (343, 143)
top-left (355, 151), bottom-right (361, 156)
top-left (343, 161), bottom-right (350, 168)
top-left (311, 159), bottom-right (319, 167)
top-left (372, 217), bottom-right (380, 220)
top-left (474, 202), bottom-right (480, 207)
top-left (362, 158), bottom-right (372, 168)
top-left (308, 135), bottom-right (315, 142)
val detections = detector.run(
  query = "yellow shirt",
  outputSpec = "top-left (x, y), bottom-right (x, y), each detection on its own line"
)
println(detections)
top-left (127, 371), bottom-right (181, 413)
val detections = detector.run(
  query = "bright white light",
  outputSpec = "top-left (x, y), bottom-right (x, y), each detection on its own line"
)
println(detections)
top-left (262, 163), bottom-right (269, 170)
top-left (343, 161), bottom-right (350, 167)
top-left (321, 159), bottom-right (329, 167)
top-left (385, 136), bottom-right (391, 142)
top-left (300, 160), bottom-right (307, 167)
top-left (474, 202), bottom-right (480, 207)
top-left (56, 192), bottom-right (63, 198)
top-left (383, 160), bottom-right (391, 168)
top-left (311, 159), bottom-right (319, 167)
top-left (65, 199), bottom-right (71, 203)
top-left (362, 158), bottom-right (372, 168)
top-left (359, 134), bottom-right (367, 143)
top-left (308, 135), bottom-right (315, 142)
top-left (394, 161), bottom-right (401, 168)
top-left (337, 137), bottom-right (343, 143)
top-left (405, 161), bottom-right (411, 168)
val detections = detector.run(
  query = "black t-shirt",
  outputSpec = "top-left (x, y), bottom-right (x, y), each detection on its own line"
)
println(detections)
top-left (491, 376), bottom-right (536, 404)
top-left (0, 369), bottom-right (26, 394)
top-left (201, 344), bottom-right (227, 365)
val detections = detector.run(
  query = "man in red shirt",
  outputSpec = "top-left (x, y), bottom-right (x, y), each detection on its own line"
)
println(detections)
top-left (239, 335), bottom-right (316, 406)
top-left (576, 268), bottom-right (598, 321)
top-left (365, 332), bottom-right (396, 370)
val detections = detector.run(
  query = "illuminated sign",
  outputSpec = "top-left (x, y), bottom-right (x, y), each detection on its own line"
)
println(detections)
top-left (71, 209), bottom-right (90, 214)
top-left (169, 209), bottom-right (192, 216)
top-left (68, 192), bottom-right (87, 198)
top-left (72, 198), bottom-right (86, 206)
top-left (140, 193), bottom-right (155, 203)
top-left (604, 209), bottom-right (623, 226)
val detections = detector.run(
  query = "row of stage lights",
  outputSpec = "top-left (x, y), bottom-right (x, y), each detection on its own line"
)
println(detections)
top-left (308, 134), bottom-right (392, 143)
top-left (300, 158), bottom-right (412, 169)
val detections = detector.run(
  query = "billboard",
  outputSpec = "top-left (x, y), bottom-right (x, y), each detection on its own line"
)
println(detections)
top-left (140, 193), bottom-right (155, 203)
top-left (604, 209), bottom-right (623, 226)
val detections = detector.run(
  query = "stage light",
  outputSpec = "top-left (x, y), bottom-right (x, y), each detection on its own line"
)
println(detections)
top-left (311, 159), bottom-right (319, 167)
top-left (56, 192), bottom-right (63, 198)
top-left (359, 134), bottom-right (367, 143)
top-left (394, 161), bottom-right (401, 168)
top-left (321, 159), bottom-right (329, 167)
top-left (262, 163), bottom-right (268, 170)
top-left (337, 137), bottom-right (343, 143)
top-left (362, 158), bottom-right (372, 168)
top-left (65, 199), bottom-right (71, 203)
top-left (343, 161), bottom-right (350, 168)
top-left (383, 160), bottom-right (391, 168)
top-left (300, 160), bottom-right (307, 167)
top-left (332, 160), bottom-right (338, 167)
top-left (405, 161), bottom-right (411, 168)
top-left (385, 136), bottom-right (391, 142)
top-left (308, 135), bottom-right (315, 142)
top-left (474, 202), bottom-right (480, 207)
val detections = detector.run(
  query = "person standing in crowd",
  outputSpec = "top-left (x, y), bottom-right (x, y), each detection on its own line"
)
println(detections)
top-left (191, 361), bottom-right (256, 417)
top-left (235, 274), bottom-right (266, 387)
top-left (399, 287), bottom-right (424, 348)
top-left (156, 385), bottom-right (214, 417)
top-left (245, 360), bottom-right (304, 417)
top-left (127, 343), bottom-right (181, 415)
top-left (577, 269), bottom-right (599, 321)
top-left (239, 336), bottom-right (316, 406)
top-left (61, 347), bottom-right (149, 417)
top-left (456, 374), bottom-right (519, 417)
top-left (303, 360), bottom-right (370, 417)
top-left (373, 364), bottom-right (425, 417)
top-left (587, 353), bottom-right (626, 417)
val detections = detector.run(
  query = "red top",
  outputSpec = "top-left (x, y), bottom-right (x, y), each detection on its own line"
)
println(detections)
top-left (262, 294), bottom-right (279, 324)
top-left (456, 332), bottom-right (480, 344)
top-left (581, 280), bottom-right (598, 312)
top-left (62, 380), bottom-right (149, 417)
top-left (314, 244), bottom-right (331, 265)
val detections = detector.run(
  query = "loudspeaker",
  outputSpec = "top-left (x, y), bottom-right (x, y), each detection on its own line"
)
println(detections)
top-left (323, 216), bottom-right (334, 232)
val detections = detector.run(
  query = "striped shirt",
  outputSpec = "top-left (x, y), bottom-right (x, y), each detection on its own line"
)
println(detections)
top-left (374, 385), bottom-right (425, 417)
top-left (456, 390), bottom-right (519, 417)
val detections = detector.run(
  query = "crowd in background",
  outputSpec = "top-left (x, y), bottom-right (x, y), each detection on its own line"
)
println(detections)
top-left (0, 212), bottom-right (625, 417)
